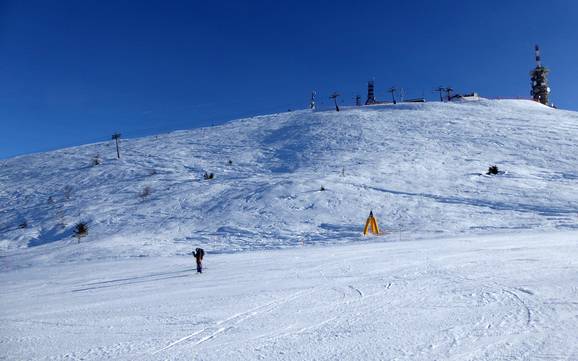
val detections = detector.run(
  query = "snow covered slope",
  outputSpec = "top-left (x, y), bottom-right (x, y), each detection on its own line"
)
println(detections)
top-left (2, 99), bottom-right (578, 360)
top-left (1, 231), bottom-right (577, 360)
top-left (1, 99), bottom-right (578, 266)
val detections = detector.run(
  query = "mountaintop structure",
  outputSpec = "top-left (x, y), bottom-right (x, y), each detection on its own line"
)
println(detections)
top-left (365, 80), bottom-right (376, 105)
top-left (530, 44), bottom-right (550, 105)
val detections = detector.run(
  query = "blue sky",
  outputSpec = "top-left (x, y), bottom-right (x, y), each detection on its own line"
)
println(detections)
top-left (1, 0), bottom-right (577, 159)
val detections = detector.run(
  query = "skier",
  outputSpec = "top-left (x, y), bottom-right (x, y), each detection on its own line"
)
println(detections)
top-left (193, 248), bottom-right (205, 273)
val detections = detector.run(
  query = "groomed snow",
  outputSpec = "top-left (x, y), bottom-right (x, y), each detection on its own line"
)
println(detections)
top-left (1, 231), bottom-right (577, 360)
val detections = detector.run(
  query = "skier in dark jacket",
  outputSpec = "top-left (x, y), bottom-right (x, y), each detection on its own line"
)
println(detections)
top-left (193, 248), bottom-right (205, 273)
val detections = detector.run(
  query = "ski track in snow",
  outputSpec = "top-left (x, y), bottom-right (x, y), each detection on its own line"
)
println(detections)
top-left (2, 232), bottom-right (578, 360)
top-left (149, 289), bottom-right (312, 355)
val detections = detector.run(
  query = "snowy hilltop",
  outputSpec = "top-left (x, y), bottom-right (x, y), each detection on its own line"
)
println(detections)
top-left (1, 98), bottom-right (578, 267)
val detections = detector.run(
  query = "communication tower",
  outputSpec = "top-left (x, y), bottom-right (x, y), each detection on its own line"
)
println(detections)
top-left (530, 44), bottom-right (550, 105)
top-left (365, 80), bottom-right (376, 105)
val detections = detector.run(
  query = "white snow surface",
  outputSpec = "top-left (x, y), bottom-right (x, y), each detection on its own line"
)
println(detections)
top-left (1, 232), bottom-right (578, 360)
top-left (1, 99), bottom-right (577, 265)
top-left (1, 99), bottom-right (578, 359)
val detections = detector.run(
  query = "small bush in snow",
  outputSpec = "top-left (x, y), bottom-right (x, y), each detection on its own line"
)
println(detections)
top-left (140, 186), bottom-right (152, 199)
top-left (91, 154), bottom-right (101, 166)
top-left (74, 222), bottom-right (88, 241)
top-left (228, 160), bottom-right (233, 165)
top-left (63, 186), bottom-right (73, 201)
top-left (487, 165), bottom-right (499, 175)
top-left (203, 172), bottom-right (214, 180)
top-left (320, 186), bottom-right (326, 191)
top-left (47, 196), bottom-right (54, 204)
top-left (18, 221), bottom-right (28, 229)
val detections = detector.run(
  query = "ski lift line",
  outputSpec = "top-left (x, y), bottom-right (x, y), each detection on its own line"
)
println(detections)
top-left (2, 92), bottom-right (539, 161)
top-left (2, 134), bottom-right (124, 160)
top-left (142, 95), bottom-right (315, 135)
top-left (17, 87), bottom-right (532, 159)
top-left (83, 99), bottom-right (308, 145)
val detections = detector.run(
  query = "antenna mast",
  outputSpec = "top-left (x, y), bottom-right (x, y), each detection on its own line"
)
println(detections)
top-left (309, 91), bottom-right (317, 110)
top-left (365, 80), bottom-right (376, 105)
top-left (530, 44), bottom-right (550, 105)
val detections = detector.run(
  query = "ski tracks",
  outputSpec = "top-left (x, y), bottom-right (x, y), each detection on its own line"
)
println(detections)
top-left (502, 288), bottom-right (533, 327)
top-left (348, 285), bottom-right (364, 298)
top-left (149, 289), bottom-right (312, 356)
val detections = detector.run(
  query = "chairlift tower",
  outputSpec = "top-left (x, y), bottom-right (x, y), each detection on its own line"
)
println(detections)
top-left (433, 86), bottom-right (445, 102)
top-left (330, 92), bottom-right (340, 112)
top-left (111, 133), bottom-right (121, 159)
top-left (530, 44), bottom-right (550, 105)
top-left (445, 87), bottom-right (454, 102)
top-left (388, 87), bottom-right (397, 104)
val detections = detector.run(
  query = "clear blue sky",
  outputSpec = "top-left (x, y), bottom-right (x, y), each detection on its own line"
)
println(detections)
top-left (1, 0), bottom-right (577, 159)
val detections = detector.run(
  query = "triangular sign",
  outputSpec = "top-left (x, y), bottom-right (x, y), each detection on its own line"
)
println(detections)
top-left (363, 210), bottom-right (380, 235)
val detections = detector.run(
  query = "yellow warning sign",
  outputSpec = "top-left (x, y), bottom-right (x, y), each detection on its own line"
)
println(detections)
top-left (363, 210), bottom-right (381, 236)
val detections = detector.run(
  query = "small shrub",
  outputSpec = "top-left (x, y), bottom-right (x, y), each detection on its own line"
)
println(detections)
top-left (74, 222), bottom-right (88, 241)
top-left (140, 186), bottom-right (152, 199)
top-left (228, 160), bottom-right (233, 165)
top-left (487, 165), bottom-right (499, 175)
top-left (203, 172), bottom-right (214, 180)
top-left (91, 154), bottom-right (101, 166)
top-left (63, 186), bottom-right (73, 201)
top-left (47, 196), bottom-right (54, 204)
top-left (18, 221), bottom-right (28, 229)
top-left (320, 186), bottom-right (326, 191)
